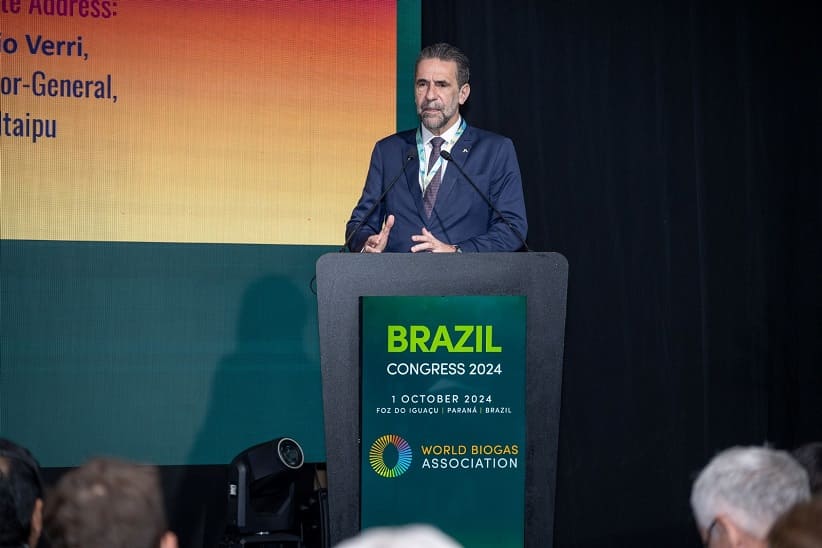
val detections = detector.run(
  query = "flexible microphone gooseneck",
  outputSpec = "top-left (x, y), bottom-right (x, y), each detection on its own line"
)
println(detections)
top-left (439, 149), bottom-right (530, 252)
top-left (340, 148), bottom-right (417, 252)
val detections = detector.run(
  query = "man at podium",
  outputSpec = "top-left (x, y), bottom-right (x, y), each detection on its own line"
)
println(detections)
top-left (346, 43), bottom-right (528, 253)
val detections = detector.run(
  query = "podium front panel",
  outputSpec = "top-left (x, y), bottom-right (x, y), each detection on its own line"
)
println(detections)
top-left (317, 252), bottom-right (568, 548)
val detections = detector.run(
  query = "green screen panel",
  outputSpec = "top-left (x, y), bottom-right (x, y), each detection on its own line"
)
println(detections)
top-left (0, 241), bottom-right (331, 466)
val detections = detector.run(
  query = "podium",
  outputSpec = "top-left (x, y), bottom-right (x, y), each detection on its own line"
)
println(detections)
top-left (316, 252), bottom-right (568, 547)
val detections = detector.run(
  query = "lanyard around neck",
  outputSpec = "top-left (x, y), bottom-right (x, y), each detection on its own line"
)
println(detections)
top-left (416, 119), bottom-right (467, 189)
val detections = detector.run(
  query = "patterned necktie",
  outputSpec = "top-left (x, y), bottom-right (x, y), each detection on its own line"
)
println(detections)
top-left (423, 137), bottom-right (445, 217)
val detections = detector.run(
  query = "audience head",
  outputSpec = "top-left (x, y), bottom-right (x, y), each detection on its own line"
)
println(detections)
top-left (691, 446), bottom-right (811, 547)
top-left (0, 438), bottom-right (44, 548)
top-left (767, 497), bottom-right (822, 548)
top-left (334, 524), bottom-right (462, 548)
top-left (43, 457), bottom-right (177, 548)
top-left (791, 442), bottom-right (822, 495)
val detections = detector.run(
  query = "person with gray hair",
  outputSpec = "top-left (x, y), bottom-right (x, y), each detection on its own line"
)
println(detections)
top-left (334, 524), bottom-right (462, 548)
top-left (346, 42), bottom-right (528, 254)
top-left (690, 446), bottom-right (811, 547)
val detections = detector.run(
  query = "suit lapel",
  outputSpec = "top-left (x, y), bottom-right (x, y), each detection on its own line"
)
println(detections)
top-left (399, 134), bottom-right (426, 220)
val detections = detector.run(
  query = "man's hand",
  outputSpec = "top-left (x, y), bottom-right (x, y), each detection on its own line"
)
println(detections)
top-left (410, 227), bottom-right (459, 253)
top-left (362, 215), bottom-right (395, 253)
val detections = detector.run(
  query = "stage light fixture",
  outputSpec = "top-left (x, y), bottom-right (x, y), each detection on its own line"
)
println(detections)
top-left (226, 437), bottom-right (305, 541)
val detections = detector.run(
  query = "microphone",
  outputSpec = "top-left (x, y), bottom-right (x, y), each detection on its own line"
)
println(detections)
top-left (439, 149), bottom-right (530, 251)
top-left (340, 147), bottom-right (417, 252)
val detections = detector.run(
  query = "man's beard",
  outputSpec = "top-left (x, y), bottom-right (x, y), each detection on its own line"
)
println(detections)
top-left (418, 103), bottom-right (456, 132)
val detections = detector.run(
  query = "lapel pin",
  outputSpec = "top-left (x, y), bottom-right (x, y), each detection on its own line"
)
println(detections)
top-left (462, 148), bottom-right (469, 153)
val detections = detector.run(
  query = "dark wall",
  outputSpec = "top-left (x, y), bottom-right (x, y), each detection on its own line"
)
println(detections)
top-left (422, 2), bottom-right (821, 547)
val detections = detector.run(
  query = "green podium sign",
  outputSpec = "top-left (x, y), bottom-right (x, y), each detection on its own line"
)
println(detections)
top-left (360, 296), bottom-right (526, 547)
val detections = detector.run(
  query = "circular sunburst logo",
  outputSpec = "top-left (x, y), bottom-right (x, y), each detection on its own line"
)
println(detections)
top-left (369, 434), bottom-right (413, 478)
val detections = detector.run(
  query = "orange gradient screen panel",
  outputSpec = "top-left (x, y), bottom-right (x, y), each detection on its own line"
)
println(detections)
top-left (2, 0), bottom-right (396, 244)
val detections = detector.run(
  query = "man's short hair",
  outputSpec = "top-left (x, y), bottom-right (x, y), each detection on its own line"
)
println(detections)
top-left (690, 446), bottom-right (811, 539)
top-left (792, 442), bottom-right (822, 495)
top-left (416, 43), bottom-right (470, 87)
top-left (335, 524), bottom-right (462, 548)
top-left (0, 438), bottom-right (44, 546)
top-left (44, 457), bottom-right (168, 548)
top-left (0, 475), bottom-right (28, 546)
top-left (768, 496), bottom-right (822, 548)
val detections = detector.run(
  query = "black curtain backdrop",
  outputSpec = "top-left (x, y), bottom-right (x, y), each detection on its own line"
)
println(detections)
top-left (423, 2), bottom-right (821, 547)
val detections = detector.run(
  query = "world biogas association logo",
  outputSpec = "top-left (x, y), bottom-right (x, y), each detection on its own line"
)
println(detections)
top-left (369, 434), bottom-right (412, 478)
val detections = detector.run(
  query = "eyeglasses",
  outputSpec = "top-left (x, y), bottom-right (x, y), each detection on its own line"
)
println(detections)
top-left (703, 519), bottom-right (718, 547)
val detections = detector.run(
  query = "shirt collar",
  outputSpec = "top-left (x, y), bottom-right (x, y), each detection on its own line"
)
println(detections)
top-left (421, 115), bottom-right (463, 148)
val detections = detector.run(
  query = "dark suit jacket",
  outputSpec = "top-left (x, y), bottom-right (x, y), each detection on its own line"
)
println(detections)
top-left (346, 124), bottom-right (528, 252)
